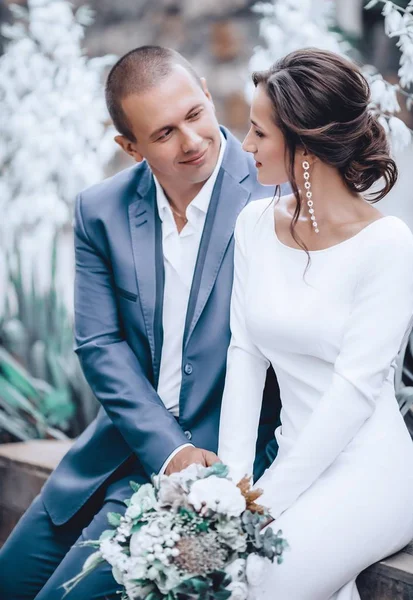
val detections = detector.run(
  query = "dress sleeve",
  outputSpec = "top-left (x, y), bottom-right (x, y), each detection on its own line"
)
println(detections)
top-left (218, 205), bottom-right (270, 483)
top-left (255, 220), bottom-right (413, 520)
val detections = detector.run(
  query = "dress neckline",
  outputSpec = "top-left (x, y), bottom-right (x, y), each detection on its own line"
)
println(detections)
top-left (272, 210), bottom-right (395, 254)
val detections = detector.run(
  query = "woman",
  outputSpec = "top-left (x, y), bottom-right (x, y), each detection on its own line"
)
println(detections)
top-left (218, 48), bottom-right (413, 599)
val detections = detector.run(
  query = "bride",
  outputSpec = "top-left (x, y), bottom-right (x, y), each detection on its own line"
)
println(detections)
top-left (218, 48), bottom-right (413, 599)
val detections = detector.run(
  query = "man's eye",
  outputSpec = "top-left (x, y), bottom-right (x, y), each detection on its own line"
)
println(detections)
top-left (188, 110), bottom-right (201, 120)
top-left (157, 129), bottom-right (172, 141)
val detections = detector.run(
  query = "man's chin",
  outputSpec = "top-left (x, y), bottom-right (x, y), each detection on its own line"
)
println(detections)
top-left (180, 163), bottom-right (216, 185)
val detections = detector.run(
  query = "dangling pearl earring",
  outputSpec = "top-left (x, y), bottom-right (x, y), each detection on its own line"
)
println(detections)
top-left (302, 160), bottom-right (319, 234)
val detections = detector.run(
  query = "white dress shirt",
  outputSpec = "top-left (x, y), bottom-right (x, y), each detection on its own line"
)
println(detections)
top-left (154, 132), bottom-right (226, 473)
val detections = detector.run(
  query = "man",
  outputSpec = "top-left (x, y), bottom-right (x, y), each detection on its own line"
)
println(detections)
top-left (0, 46), bottom-right (282, 599)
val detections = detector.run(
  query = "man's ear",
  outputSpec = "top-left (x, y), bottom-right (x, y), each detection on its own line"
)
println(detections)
top-left (114, 135), bottom-right (144, 163)
top-left (200, 77), bottom-right (215, 107)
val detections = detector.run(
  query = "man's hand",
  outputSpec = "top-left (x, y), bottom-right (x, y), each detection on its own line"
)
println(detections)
top-left (165, 446), bottom-right (221, 476)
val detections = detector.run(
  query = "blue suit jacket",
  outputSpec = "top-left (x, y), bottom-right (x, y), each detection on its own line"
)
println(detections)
top-left (42, 128), bottom-right (282, 525)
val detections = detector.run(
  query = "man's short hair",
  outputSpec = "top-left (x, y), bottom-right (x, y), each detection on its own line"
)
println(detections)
top-left (105, 46), bottom-right (202, 142)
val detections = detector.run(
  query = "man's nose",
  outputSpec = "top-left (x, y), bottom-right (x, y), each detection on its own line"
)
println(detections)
top-left (181, 127), bottom-right (203, 153)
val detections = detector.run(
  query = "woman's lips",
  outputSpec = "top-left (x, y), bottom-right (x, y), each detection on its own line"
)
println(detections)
top-left (255, 161), bottom-right (262, 168)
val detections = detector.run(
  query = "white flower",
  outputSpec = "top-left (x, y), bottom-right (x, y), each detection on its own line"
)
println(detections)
top-left (225, 558), bottom-right (246, 583)
top-left (188, 476), bottom-right (246, 516)
top-left (156, 476), bottom-right (185, 508)
top-left (126, 559), bottom-right (147, 581)
top-left (176, 463), bottom-right (209, 484)
top-left (125, 503), bottom-right (145, 520)
top-left (226, 581), bottom-right (249, 600)
top-left (378, 115), bottom-right (390, 135)
top-left (384, 7), bottom-right (403, 36)
top-left (370, 79), bottom-right (401, 114)
top-left (389, 116), bottom-right (412, 151)
top-left (246, 554), bottom-right (270, 588)
top-left (129, 484), bottom-right (157, 515)
top-left (130, 527), bottom-right (149, 557)
top-left (382, 1), bottom-right (395, 17)
top-left (112, 565), bottom-right (125, 586)
top-left (100, 538), bottom-right (125, 568)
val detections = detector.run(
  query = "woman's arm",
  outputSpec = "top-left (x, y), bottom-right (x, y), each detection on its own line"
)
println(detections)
top-left (218, 204), bottom-right (270, 483)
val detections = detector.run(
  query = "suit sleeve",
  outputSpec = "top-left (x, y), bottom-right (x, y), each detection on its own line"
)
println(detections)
top-left (218, 205), bottom-right (270, 482)
top-left (255, 220), bottom-right (413, 520)
top-left (73, 193), bottom-right (189, 477)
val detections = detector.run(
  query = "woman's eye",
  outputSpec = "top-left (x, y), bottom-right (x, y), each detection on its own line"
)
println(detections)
top-left (255, 130), bottom-right (264, 138)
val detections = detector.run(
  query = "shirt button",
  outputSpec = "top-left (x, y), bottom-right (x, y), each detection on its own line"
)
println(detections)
top-left (184, 430), bottom-right (192, 440)
top-left (184, 363), bottom-right (193, 375)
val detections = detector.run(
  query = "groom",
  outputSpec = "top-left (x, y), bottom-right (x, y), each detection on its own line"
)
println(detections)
top-left (0, 46), bottom-right (282, 599)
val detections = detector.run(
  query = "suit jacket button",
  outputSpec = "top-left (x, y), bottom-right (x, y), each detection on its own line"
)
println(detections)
top-left (184, 363), bottom-right (193, 375)
top-left (184, 430), bottom-right (192, 440)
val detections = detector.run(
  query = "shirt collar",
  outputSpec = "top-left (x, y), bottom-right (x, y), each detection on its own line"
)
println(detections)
top-left (154, 131), bottom-right (226, 222)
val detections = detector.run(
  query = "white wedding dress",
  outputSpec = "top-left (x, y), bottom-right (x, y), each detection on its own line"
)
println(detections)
top-left (218, 198), bottom-right (413, 600)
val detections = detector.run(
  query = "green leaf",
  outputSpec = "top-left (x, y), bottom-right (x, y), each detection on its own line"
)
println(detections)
top-left (215, 591), bottom-right (232, 600)
top-left (0, 410), bottom-right (33, 441)
top-left (40, 387), bottom-right (74, 427)
top-left (46, 349), bottom-right (67, 390)
top-left (107, 512), bottom-right (122, 528)
top-left (131, 521), bottom-right (147, 533)
top-left (129, 480), bottom-right (141, 493)
top-left (99, 529), bottom-right (116, 542)
top-left (205, 463), bottom-right (229, 479)
top-left (0, 347), bottom-right (41, 400)
top-left (0, 374), bottom-right (46, 424)
top-left (145, 592), bottom-right (162, 600)
top-left (191, 577), bottom-right (209, 593)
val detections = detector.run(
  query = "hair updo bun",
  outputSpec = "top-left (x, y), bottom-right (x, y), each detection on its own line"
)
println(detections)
top-left (252, 48), bottom-right (398, 202)
top-left (342, 112), bottom-right (397, 200)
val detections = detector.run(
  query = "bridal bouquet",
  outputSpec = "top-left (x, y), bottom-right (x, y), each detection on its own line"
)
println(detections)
top-left (64, 463), bottom-right (288, 599)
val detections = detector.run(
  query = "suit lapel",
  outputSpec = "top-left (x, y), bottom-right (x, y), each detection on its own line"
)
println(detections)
top-left (128, 165), bottom-right (164, 384)
top-left (184, 131), bottom-right (251, 347)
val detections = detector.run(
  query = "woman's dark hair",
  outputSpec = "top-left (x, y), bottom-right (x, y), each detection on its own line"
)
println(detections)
top-left (252, 48), bottom-right (398, 256)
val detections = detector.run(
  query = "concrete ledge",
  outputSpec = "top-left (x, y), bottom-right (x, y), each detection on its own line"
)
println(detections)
top-left (0, 440), bottom-right (72, 546)
top-left (357, 542), bottom-right (413, 599)
top-left (0, 440), bottom-right (413, 598)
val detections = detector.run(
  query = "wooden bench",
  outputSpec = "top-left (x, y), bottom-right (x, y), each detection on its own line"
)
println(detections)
top-left (0, 440), bottom-right (412, 598)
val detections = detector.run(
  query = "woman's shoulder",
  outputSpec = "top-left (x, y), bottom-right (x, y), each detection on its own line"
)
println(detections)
top-left (235, 196), bottom-right (274, 237)
top-left (358, 217), bottom-right (413, 286)
top-left (365, 216), bottom-right (413, 253)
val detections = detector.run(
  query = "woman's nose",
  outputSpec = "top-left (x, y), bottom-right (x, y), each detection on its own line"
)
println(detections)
top-left (242, 132), bottom-right (256, 154)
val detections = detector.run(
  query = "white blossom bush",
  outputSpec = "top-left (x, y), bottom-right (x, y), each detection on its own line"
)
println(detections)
top-left (366, 0), bottom-right (413, 150)
top-left (250, 0), bottom-right (413, 150)
top-left (0, 0), bottom-right (117, 297)
top-left (249, 0), bottom-right (350, 75)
